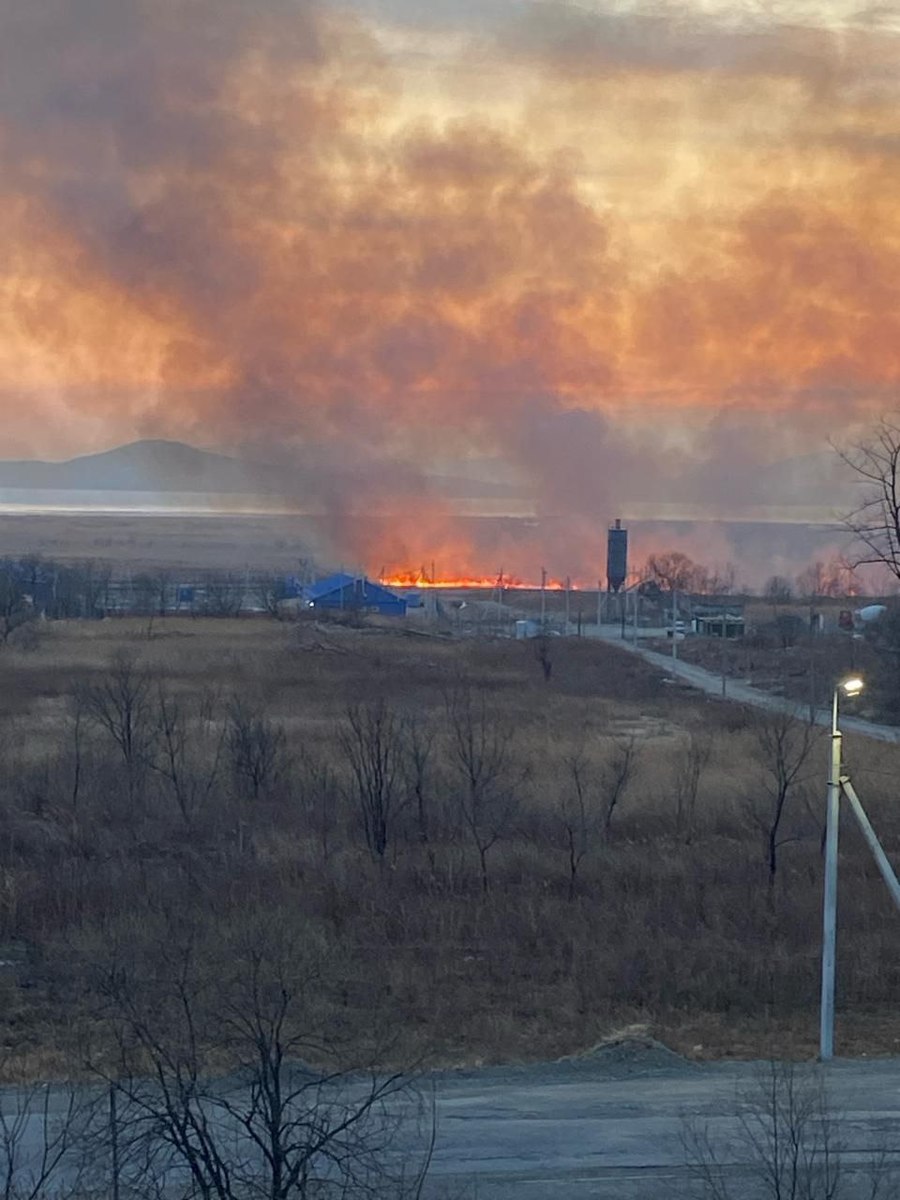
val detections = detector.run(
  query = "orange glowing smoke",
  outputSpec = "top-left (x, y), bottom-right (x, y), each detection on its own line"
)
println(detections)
top-left (0, 0), bottom-right (897, 580)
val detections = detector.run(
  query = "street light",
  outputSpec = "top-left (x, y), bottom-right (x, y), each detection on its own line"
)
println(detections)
top-left (820, 675), bottom-right (864, 1061)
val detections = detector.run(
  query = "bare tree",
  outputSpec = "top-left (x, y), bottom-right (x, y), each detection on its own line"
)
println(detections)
top-left (704, 562), bottom-right (737, 596)
top-left (228, 699), bottom-right (288, 803)
top-left (554, 750), bottom-right (601, 901)
top-left (340, 701), bottom-right (403, 861)
top-left (150, 685), bottom-right (227, 832)
top-left (0, 563), bottom-right (32, 647)
top-left (0, 1074), bottom-right (97, 1200)
top-left (645, 551), bottom-right (702, 595)
top-left (748, 708), bottom-right (820, 884)
top-left (553, 737), bottom-right (638, 899)
top-left (445, 686), bottom-right (522, 894)
top-left (50, 693), bottom-right (92, 855)
top-left (80, 652), bottom-right (154, 803)
top-left (763, 575), bottom-right (794, 606)
top-left (202, 572), bottom-right (245, 617)
top-left (131, 570), bottom-right (171, 617)
top-left (796, 558), bottom-right (848, 601)
top-left (601, 735), bottom-right (639, 837)
top-left (297, 752), bottom-right (342, 866)
top-left (89, 918), bottom-right (432, 1200)
top-left (534, 635), bottom-right (553, 681)
top-left (839, 417), bottom-right (900, 581)
top-left (401, 716), bottom-right (435, 847)
top-left (252, 573), bottom-right (292, 618)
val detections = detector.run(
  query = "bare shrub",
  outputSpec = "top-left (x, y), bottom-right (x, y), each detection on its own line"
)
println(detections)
top-left (341, 701), bottom-right (404, 862)
top-left (445, 686), bottom-right (523, 894)
top-left (747, 709), bottom-right (820, 883)
top-left (227, 698), bottom-right (288, 803)
top-left (553, 737), bottom-right (639, 899)
top-left (684, 1060), bottom-right (898, 1200)
top-left (674, 731), bottom-right (712, 842)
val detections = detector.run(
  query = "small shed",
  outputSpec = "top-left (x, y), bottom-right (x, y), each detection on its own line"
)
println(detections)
top-left (306, 573), bottom-right (407, 617)
top-left (692, 605), bottom-right (745, 639)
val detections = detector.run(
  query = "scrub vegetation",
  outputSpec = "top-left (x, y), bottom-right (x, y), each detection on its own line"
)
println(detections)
top-left (1, 615), bottom-right (900, 1080)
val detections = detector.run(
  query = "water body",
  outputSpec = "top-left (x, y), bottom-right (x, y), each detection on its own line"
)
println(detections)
top-left (0, 492), bottom-right (848, 584)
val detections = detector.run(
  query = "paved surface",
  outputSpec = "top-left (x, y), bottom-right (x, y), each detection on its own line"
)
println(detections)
top-left (425, 1051), bottom-right (900, 1198)
top-left (587, 624), bottom-right (900, 745)
top-left (6, 1048), bottom-right (900, 1197)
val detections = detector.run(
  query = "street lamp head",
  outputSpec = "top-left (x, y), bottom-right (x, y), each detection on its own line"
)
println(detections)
top-left (839, 676), bottom-right (864, 698)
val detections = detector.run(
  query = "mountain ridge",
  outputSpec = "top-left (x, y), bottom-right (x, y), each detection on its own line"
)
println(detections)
top-left (0, 440), bottom-right (277, 493)
top-left (0, 440), bottom-right (524, 501)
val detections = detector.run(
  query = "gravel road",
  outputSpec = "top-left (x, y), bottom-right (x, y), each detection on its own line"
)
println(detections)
top-left (425, 1043), bottom-right (900, 1198)
top-left (3, 1042), bottom-right (900, 1198)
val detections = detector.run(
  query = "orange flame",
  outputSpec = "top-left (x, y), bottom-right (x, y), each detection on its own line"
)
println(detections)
top-left (381, 571), bottom-right (569, 590)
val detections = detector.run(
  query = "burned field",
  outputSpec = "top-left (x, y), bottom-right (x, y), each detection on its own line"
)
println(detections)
top-left (0, 616), bottom-right (899, 1078)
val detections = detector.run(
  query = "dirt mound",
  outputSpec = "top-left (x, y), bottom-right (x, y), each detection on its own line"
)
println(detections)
top-left (563, 1025), bottom-right (696, 1077)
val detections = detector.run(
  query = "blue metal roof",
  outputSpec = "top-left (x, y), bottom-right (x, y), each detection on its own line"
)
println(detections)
top-left (306, 572), bottom-right (356, 601)
top-left (306, 574), bottom-right (404, 605)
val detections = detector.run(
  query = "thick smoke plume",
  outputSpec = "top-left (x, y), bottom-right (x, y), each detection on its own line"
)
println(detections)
top-left (1, 0), bottom-right (898, 578)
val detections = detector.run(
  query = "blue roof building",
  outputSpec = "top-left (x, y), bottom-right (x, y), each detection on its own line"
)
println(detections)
top-left (306, 574), bottom-right (407, 617)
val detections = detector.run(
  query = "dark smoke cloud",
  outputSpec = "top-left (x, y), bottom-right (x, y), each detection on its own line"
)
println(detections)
top-left (0, 0), bottom-right (897, 579)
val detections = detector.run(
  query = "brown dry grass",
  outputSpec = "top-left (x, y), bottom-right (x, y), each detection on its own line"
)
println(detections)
top-left (0, 615), bottom-right (899, 1078)
top-left (0, 511), bottom-right (318, 570)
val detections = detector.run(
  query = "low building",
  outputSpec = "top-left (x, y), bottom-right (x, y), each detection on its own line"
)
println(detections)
top-left (692, 603), bottom-right (745, 638)
top-left (306, 573), bottom-right (407, 617)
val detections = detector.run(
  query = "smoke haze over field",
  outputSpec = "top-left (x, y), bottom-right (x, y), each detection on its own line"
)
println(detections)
top-left (1, 0), bottom-right (897, 576)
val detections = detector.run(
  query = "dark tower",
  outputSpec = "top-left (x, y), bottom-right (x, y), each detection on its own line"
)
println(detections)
top-left (606, 518), bottom-right (628, 593)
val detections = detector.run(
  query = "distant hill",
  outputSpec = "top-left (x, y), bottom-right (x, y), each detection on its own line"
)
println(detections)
top-left (0, 440), bottom-right (525, 502)
top-left (0, 440), bottom-right (279, 494)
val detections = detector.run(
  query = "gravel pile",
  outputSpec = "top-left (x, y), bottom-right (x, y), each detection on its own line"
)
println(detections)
top-left (561, 1032), bottom-right (699, 1078)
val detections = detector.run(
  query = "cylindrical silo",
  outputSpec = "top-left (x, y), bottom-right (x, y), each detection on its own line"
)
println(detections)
top-left (606, 519), bottom-right (628, 593)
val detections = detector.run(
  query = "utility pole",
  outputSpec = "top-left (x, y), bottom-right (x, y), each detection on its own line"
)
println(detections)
top-left (541, 567), bottom-right (547, 628)
top-left (672, 588), bottom-right (678, 661)
top-left (597, 581), bottom-right (602, 629)
top-left (820, 687), bottom-right (842, 1061)
top-left (565, 576), bottom-right (571, 630)
top-left (721, 609), bottom-right (727, 697)
top-left (633, 588), bottom-right (638, 643)
top-left (817, 675), bottom-right (900, 1058)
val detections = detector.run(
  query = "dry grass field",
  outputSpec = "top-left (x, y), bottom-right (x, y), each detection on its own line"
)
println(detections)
top-left (1, 614), bottom-right (900, 1079)
top-left (0, 511), bottom-right (320, 571)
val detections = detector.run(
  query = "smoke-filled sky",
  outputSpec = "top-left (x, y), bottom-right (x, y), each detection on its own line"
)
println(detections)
top-left (1, 0), bottom-right (898, 575)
